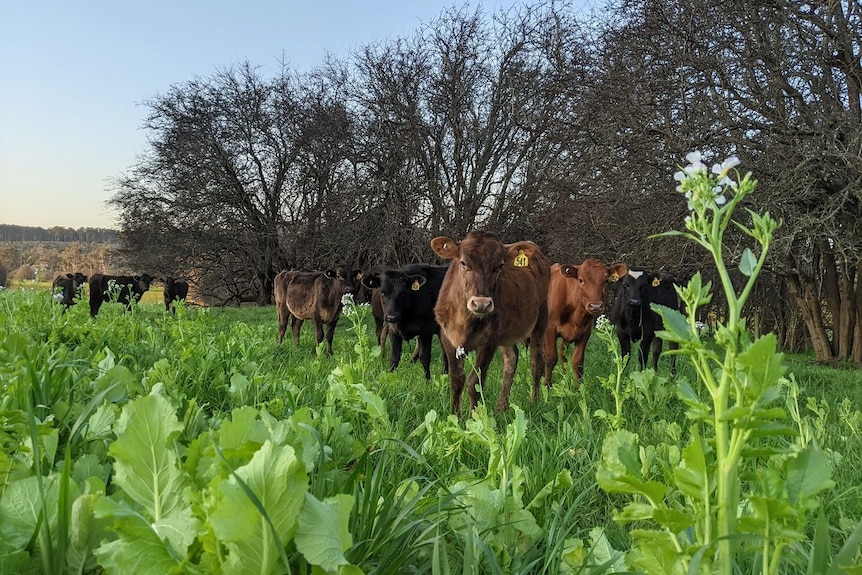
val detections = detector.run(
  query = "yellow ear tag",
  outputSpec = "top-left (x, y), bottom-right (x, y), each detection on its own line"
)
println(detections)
top-left (411, 279), bottom-right (421, 291)
top-left (356, 272), bottom-right (363, 279)
top-left (514, 250), bottom-right (529, 267)
top-left (652, 277), bottom-right (661, 287)
top-left (610, 272), bottom-right (619, 282)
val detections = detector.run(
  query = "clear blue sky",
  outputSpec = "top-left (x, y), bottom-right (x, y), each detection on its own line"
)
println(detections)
top-left (0, 1), bottom-right (593, 230)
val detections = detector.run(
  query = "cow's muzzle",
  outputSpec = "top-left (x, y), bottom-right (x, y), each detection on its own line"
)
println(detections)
top-left (468, 296), bottom-right (495, 315)
top-left (627, 298), bottom-right (641, 307)
top-left (588, 302), bottom-right (604, 315)
top-left (385, 313), bottom-right (401, 323)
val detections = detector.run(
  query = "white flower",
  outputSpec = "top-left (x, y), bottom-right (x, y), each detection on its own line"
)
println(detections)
top-left (711, 156), bottom-right (740, 179)
top-left (595, 314), bottom-right (611, 332)
top-left (340, 293), bottom-right (354, 307)
top-left (456, 346), bottom-right (466, 359)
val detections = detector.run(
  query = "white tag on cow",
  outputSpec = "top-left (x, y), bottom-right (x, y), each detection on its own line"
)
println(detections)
top-left (629, 270), bottom-right (644, 279)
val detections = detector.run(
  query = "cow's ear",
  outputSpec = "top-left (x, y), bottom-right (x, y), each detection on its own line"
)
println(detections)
top-left (66, 273), bottom-right (74, 279)
top-left (354, 270), bottom-right (364, 280)
top-left (607, 263), bottom-right (628, 282)
top-left (559, 264), bottom-right (579, 279)
top-left (324, 269), bottom-right (337, 279)
top-left (431, 237), bottom-right (460, 259)
top-left (361, 274), bottom-right (380, 290)
top-left (407, 275), bottom-right (427, 290)
top-left (506, 242), bottom-right (538, 267)
top-left (650, 274), bottom-right (661, 287)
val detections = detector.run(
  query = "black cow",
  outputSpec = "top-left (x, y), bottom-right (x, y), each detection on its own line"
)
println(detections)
top-left (88, 274), bottom-right (154, 317)
top-left (162, 277), bottom-right (189, 313)
top-left (361, 264), bottom-right (449, 380)
top-left (609, 268), bottom-right (682, 375)
top-left (52, 272), bottom-right (88, 308)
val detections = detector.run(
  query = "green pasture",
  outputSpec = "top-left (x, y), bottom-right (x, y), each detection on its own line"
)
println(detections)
top-left (0, 286), bottom-right (860, 574)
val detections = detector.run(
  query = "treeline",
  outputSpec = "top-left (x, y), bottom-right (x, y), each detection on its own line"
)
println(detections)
top-left (0, 224), bottom-right (118, 244)
top-left (110, 0), bottom-right (861, 363)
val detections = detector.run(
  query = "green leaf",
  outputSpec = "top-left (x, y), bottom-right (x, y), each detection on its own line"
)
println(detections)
top-left (597, 430), bottom-right (666, 503)
top-left (295, 493), bottom-right (356, 573)
top-left (785, 447), bottom-right (835, 509)
top-left (93, 498), bottom-right (184, 575)
top-left (109, 392), bottom-right (195, 554)
top-left (674, 428), bottom-right (710, 504)
top-left (209, 441), bottom-right (308, 575)
top-left (652, 305), bottom-right (691, 344)
top-left (739, 247), bottom-right (757, 277)
top-left (737, 334), bottom-right (786, 399)
top-left (0, 474), bottom-right (60, 549)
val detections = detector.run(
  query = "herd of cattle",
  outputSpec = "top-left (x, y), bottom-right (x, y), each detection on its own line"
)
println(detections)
top-left (51, 273), bottom-right (188, 316)
top-left (51, 231), bottom-right (683, 416)
top-left (274, 231), bottom-right (683, 415)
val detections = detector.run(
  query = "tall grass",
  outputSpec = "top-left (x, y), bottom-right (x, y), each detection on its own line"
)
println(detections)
top-left (0, 284), bottom-right (859, 573)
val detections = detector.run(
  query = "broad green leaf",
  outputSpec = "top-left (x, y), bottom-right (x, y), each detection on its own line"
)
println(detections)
top-left (674, 428), bottom-right (710, 504)
top-left (295, 493), bottom-right (356, 573)
top-left (219, 406), bottom-right (269, 452)
top-left (109, 393), bottom-right (189, 526)
top-left (597, 430), bottom-right (666, 503)
top-left (0, 474), bottom-right (59, 549)
top-left (67, 493), bottom-right (111, 574)
top-left (737, 334), bottom-right (786, 398)
top-left (627, 529), bottom-right (687, 575)
top-left (93, 497), bottom-right (184, 575)
top-left (739, 247), bottom-right (757, 277)
top-left (209, 441), bottom-right (308, 575)
top-left (652, 305), bottom-right (691, 344)
top-left (786, 447), bottom-right (834, 509)
top-left (93, 364), bottom-right (135, 403)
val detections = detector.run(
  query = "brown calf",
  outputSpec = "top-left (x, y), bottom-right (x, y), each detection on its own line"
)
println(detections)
top-left (273, 265), bottom-right (362, 356)
top-left (431, 231), bottom-right (550, 415)
top-left (544, 260), bottom-right (628, 387)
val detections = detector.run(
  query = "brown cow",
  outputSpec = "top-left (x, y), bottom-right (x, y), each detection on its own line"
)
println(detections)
top-left (431, 231), bottom-right (550, 415)
top-left (273, 265), bottom-right (362, 355)
top-left (544, 260), bottom-right (628, 387)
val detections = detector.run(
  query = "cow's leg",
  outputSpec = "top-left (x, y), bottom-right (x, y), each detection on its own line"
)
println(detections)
top-left (496, 345), bottom-right (519, 413)
top-left (417, 334), bottom-right (434, 380)
top-left (277, 308), bottom-right (289, 344)
top-left (438, 334), bottom-right (450, 375)
top-left (291, 317), bottom-right (304, 347)
top-left (649, 335), bottom-right (663, 371)
top-left (639, 332), bottom-right (655, 371)
top-left (89, 293), bottom-right (101, 317)
top-left (440, 335), bottom-right (464, 414)
top-left (543, 329), bottom-right (559, 389)
top-left (530, 305), bottom-right (549, 401)
top-left (410, 338), bottom-right (421, 362)
top-left (467, 344), bottom-right (496, 414)
top-left (616, 329), bottom-right (632, 360)
top-left (389, 331), bottom-right (404, 371)
top-left (323, 319), bottom-right (337, 356)
top-left (570, 340), bottom-right (587, 385)
top-left (667, 340), bottom-right (679, 376)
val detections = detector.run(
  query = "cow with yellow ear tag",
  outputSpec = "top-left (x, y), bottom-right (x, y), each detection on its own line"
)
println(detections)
top-left (609, 267), bottom-right (684, 375)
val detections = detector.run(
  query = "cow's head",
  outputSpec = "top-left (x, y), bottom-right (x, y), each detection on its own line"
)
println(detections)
top-left (616, 268), bottom-right (654, 311)
top-left (71, 272), bottom-right (88, 288)
top-left (559, 259), bottom-right (628, 315)
top-left (134, 274), bottom-right (154, 293)
top-left (375, 269), bottom-right (428, 322)
top-left (325, 265), bottom-right (363, 296)
top-left (432, 230), bottom-right (540, 317)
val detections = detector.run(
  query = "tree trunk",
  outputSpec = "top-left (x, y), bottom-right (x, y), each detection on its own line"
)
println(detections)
top-left (837, 261), bottom-right (856, 361)
top-left (785, 273), bottom-right (834, 361)
top-left (853, 262), bottom-right (862, 364)
top-left (821, 245), bottom-right (842, 357)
